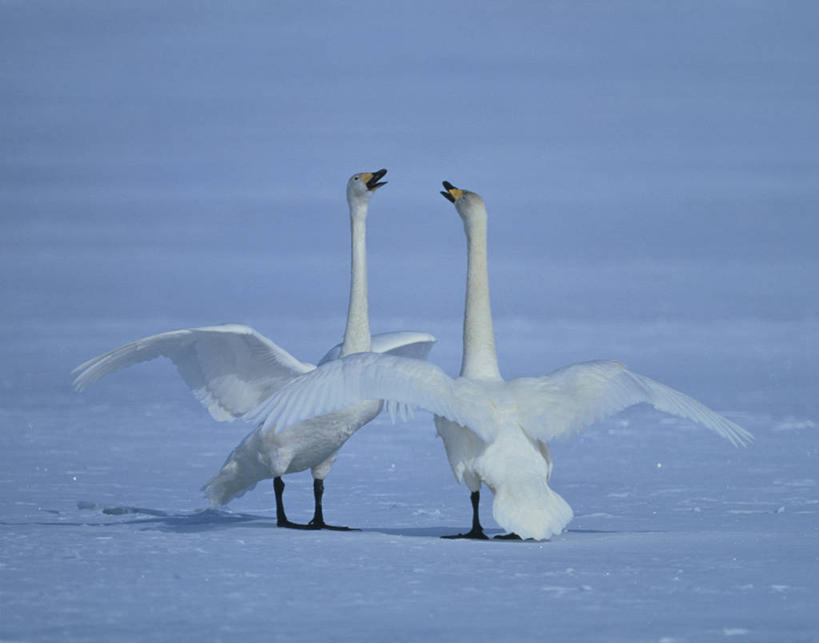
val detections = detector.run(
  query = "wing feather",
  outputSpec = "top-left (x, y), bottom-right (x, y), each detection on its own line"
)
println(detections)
top-left (245, 353), bottom-right (495, 440)
top-left (315, 331), bottom-right (437, 365)
top-left (509, 360), bottom-right (752, 446)
top-left (72, 324), bottom-right (314, 421)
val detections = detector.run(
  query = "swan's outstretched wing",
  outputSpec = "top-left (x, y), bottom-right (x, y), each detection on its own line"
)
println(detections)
top-left (245, 353), bottom-right (495, 440)
top-left (509, 360), bottom-right (752, 446)
top-left (315, 331), bottom-right (437, 365)
top-left (72, 324), bottom-right (315, 421)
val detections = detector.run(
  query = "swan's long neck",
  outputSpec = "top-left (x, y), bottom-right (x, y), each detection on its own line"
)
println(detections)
top-left (460, 214), bottom-right (501, 380)
top-left (341, 201), bottom-right (371, 356)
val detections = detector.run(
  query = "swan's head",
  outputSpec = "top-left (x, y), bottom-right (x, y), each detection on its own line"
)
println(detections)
top-left (440, 180), bottom-right (487, 221)
top-left (347, 169), bottom-right (388, 206)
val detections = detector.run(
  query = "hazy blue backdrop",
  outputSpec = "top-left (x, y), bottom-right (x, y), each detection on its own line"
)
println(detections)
top-left (2, 2), bottom-right (817, 641)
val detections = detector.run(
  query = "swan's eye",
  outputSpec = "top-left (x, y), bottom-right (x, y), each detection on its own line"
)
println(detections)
top-left (354, 176), bottom-right (359, 181)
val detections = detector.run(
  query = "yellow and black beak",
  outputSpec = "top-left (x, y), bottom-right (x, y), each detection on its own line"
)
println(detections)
top-left (440, 180), bottom-right (464, 203)
top-left (362, 168), bottom-right (388, 191)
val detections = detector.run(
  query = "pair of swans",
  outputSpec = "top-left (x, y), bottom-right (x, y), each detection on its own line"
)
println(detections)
top-left (246, 181), bottom-right (753, 541)
top-left (75, 172), bottom-right (751, 540)
top-left (73, 169), bottom-right (437, 529)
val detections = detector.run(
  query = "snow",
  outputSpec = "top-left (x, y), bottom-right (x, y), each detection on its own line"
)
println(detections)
top-left (2, 1), bottom-right (818, 641)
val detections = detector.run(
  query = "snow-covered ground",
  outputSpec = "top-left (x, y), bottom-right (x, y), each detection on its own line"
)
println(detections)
top-left (2, 2), bottom-right (817, 641)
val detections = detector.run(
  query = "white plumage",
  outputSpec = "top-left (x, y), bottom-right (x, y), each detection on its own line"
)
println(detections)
top-left (72, 324), bottom-right (434, 425)
top-left (247, 182), bottom-right (751, 540)
top-left (73, 323), bottom-right (315, 422)
top-left (73, 169), bottom-right (437, 528)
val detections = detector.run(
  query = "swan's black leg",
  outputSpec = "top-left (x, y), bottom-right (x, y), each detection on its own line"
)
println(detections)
top-left (308, 479), bottom-right (357, 531)
top-left (442, 491), bottom-right (488, 540)
top-left (273, 477), bottom-right (313, 530)
top-left (493, 533), bottom-right (522, 540)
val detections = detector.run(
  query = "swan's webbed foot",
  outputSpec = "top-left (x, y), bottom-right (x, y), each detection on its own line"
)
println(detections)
top-left (441, 490), bottom-right (488, 539)
top-left (493, 533), bottom-right (522, 540)
top-left (306, 478), bottom-right (359, 531)
top-left (307, 517), bottom-right (359, 532)
top-left (441, 527), bottom-right (489, 540)
top-left (276, 518), bottom-right (317, 530)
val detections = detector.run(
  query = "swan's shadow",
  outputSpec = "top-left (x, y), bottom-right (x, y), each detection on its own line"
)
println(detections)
top-left (364, 527), bottom-right (656, 538)
top-left (125, 509), bottom-right (277, 532)
top-left (89, 505), bottom-right (278, 532)
top-left (3, 504), bottom-right (662, 538)
top-left (97, 509), bottom-right (496, 537)
top-left (0, 505), bottom-right (277, 533)
top-left (85, 509), bottom-right (606, 538)
top-left (69, 505), bottom-right (478, 537)
top-left (361, 526), bottom-right (498, 538)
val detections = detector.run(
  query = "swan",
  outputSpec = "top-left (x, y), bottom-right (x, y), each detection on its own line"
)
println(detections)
top-left (245, 181), bottom-right (753, 541)
top-left (73, 169), bottom-right (437, 529)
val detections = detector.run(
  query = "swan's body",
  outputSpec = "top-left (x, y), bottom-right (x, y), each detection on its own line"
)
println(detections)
top-left (246, 182), bottom-right (752, 541)
top-left (72, 324), bottom-right (433, 503)
top-left (73, 170), bottom-right (436, 528)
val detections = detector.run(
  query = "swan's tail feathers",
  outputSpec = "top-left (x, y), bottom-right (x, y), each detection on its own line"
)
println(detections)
top-left (202, 463), bottom-right (252, 507)
top-left (201, 430), bottom-right (273, 506)
top-left (491, 478), bottom-right (573, 541)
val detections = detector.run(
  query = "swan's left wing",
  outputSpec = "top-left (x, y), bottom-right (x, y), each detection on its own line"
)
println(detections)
top-left (72, 324), bottom-right (314, 422)
top-left (508, 360), bottom-right (752, 446)
top-left (244, 352), bottom-right (494, 441)
top-left (316, 331), bottom-right (437, 365)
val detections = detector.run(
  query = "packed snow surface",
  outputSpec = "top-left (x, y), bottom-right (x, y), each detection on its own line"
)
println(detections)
top-left (2, 2), bottom-right (817, 641)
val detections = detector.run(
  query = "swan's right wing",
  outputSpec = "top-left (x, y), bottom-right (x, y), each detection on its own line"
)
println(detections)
top-left (509, 360), bottom-right (752, 446)
top-left (244, 353), bottom-right (495, 441)
top-left (315, 331), bottom-right (437, 365)
top-left (72, 324), bottom-right (315, 422)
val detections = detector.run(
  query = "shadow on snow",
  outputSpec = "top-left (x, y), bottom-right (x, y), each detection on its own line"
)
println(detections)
top-left (0, 502), bottom-right (662, 539)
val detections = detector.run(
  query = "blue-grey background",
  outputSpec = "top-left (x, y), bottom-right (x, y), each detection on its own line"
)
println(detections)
top-left (2, 2), bottom-right (817, 641)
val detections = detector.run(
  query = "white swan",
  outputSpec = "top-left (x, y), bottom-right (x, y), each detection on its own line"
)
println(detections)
top-left (73, 169), bottom-right (437, 529)
top-left (246, 181), bottom-right (753, 541)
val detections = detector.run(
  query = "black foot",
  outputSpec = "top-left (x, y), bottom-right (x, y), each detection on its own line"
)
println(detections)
top-left (308, 518), bottom-right (359, 532)
top-left (277, 518), bottom-right (318, 530)
top-left (305, 479), bottom-right (359, 530)
top-left (442, 527), bottom-right (489, 540)
top-left (493, 532), bottom-right (523, 540)
top-left (440, 491), bottom-right (489, 540)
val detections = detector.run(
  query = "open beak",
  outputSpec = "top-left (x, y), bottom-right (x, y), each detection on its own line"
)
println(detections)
top-left (441, 180), bottom-right (463, 203)
top-left (363, 168), bottom-right (388, 191)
